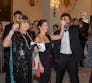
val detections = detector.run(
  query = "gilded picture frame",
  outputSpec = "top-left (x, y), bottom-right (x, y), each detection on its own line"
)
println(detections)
top-left (0, 0), bottom-right (13, 21)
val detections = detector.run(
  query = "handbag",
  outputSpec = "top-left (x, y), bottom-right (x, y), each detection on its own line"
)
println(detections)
top-left (32, 46), bottom-right (41, 78)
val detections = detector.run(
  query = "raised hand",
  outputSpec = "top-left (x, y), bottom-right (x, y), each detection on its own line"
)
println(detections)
top-left (11, 23), bottom-right (19, 32)
top-left (60, 17), bottom-right (66, 27)
top-left (80, 11), bottom-right (87, 19)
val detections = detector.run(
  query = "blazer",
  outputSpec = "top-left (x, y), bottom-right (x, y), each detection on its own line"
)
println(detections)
top-left (53, 25), bottom-right (84, 63)
top-left (69, 25), bottom-right (83, 62)
top-left (53, 30), bottom-right (61, 62)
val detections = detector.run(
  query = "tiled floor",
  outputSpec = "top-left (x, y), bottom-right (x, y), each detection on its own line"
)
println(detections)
top-left (33, 67), bottom-right (91, 83)
top-left (0, 67), bottom-right (91, 83)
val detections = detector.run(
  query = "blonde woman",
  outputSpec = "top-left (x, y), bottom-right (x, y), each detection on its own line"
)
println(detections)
top-left (3, 15), bottom-right (34, 83)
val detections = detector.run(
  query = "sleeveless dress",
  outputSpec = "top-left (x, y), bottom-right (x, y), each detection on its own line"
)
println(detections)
top-left (38, 43), bottom-right (52, 83)
top-left (86, 31), bottom-right (92, 67)
top-left (11, 31), bottom-right (33, 83)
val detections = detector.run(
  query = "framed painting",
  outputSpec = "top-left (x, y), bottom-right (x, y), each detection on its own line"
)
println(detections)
top-left (0, 0), bottom-right (13, 21)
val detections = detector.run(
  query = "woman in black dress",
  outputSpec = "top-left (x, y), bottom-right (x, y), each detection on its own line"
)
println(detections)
top-left (3, 15), bottom-right (34, 83)
top-left (34, 19), bottom-right (65, 83)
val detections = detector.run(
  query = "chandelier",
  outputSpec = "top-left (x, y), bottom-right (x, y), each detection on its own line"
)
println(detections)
top-left (59, 0), bottom-right (78, 13)
top-left (50, 0), bottom-right (78, 17)
top-left (50, 0), bottom-right (60, 17)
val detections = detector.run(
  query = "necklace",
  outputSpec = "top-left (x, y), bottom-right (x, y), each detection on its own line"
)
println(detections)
top-left (38, 34), bottom-right (50, 43)
top-left (20, 31), bottom-right (33, 49)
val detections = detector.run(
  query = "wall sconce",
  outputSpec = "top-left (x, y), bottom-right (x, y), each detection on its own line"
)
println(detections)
top-left (50, 0), bottom-right (60, 17)
top-left (29, 0), bottom-right (39, 7)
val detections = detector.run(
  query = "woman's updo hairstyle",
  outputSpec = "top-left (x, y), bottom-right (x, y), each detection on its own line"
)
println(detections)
top-left (38, 19), bottom-right (47, 28)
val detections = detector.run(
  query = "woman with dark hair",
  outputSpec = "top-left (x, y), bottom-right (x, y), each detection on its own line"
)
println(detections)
top-left (3, 15), bottom-right (34, 83)
top-left (34, 19), bottom-right (65, 83)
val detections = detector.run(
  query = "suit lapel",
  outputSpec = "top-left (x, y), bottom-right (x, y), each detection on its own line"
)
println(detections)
top-left (69, 27), bottom-right (72, 51)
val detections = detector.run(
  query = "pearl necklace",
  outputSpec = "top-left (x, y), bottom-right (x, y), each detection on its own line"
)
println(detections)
top-left (20, 31), bottom-right (33, 49)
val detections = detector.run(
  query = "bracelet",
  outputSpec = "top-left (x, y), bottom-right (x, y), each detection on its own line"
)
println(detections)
top-left (9, 30), bottom-right (14, 36)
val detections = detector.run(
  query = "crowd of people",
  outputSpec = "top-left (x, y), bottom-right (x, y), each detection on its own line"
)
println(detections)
top-left (0, 10), bottom-right (92, 83)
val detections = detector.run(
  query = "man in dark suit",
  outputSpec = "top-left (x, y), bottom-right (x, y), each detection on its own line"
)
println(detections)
top-left (55, 13), bottom-right (85, 83)
top-left (52, 25), bottom-right (61, 64)
top-left (79, 11), bottom-right (89, 67)
top-left (52, 24), bottom-right (60, 69)
top-left (3, 10), bottom-right (22, 83)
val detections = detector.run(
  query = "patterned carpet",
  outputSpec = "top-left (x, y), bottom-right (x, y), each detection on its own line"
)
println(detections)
top-left (33, 67), bottom-right (91, 83)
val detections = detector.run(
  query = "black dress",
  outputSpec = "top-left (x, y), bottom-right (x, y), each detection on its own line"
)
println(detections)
top-left (11, 31), bottom-right (33, 83)
top-left (39, 43), bottom-right (52, 83)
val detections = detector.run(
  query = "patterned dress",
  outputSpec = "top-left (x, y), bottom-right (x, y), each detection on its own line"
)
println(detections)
top-left (86, 31), bottom-right (92, 67)
top-left (11, 31), bottom-right (33, 83)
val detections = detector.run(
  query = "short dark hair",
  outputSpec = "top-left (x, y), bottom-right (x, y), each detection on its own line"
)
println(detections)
top-left (79, 18), bottom-right (82, 22)
top-left (60, 13), bottom-right (71, 20)
top-left (14, 10), bottom-right (22, 16)
top-left (53, 24), bottom-right (59, 29)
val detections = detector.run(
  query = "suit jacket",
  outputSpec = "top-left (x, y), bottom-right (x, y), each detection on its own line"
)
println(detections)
top-left (79, 21), bottom-right (89, 41)
top-left (69, 25), bottom-right (83, 62)
top-left (3, 23), bottom-right (13, 52)
top-left (53, 26), bottom-right (84, 63)
top-left (3, 23), bottom-right (13, 73)
top-left (53, 30), bottom-right (61, 62)
top-left (3, 23), bottom-right (13, 39)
